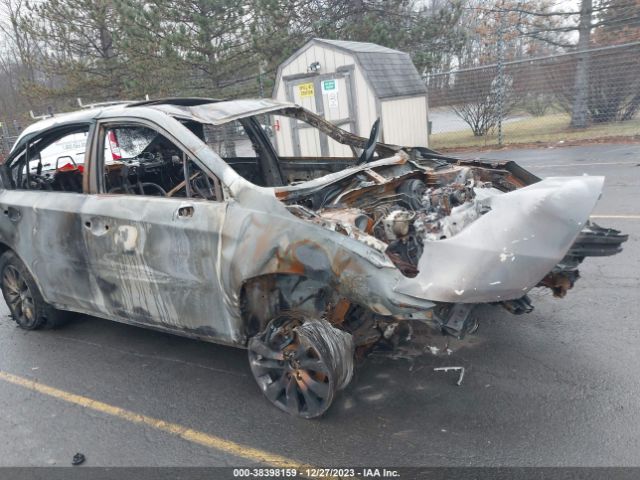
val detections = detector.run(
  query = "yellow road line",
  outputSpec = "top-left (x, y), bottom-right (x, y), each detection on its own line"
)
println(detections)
top-left (590, 215), bottom-right (640, 219)
top-left (0, 370), bottom-right (309, 470)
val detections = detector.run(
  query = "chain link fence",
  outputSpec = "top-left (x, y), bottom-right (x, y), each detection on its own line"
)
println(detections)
top-left (0, 120), bottom-right (21, 161)
top-left (3, 43), bottom-right (639, 157)
top-left (426, 42), bottom-right (640, 150)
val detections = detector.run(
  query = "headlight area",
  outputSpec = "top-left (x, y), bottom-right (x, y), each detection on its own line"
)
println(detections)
top-left (280, 205), bottom-right (446, 337)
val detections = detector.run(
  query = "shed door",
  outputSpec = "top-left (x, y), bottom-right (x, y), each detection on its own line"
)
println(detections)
top-left (285, 69), bottom-right (356, 157)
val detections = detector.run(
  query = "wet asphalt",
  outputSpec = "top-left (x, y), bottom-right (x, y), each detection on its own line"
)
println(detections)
top-left (0, 143), bottom-right (638, 467)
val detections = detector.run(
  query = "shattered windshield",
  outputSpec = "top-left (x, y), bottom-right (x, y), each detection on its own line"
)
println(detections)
top-left (112, 126), bottom-right (158, 158)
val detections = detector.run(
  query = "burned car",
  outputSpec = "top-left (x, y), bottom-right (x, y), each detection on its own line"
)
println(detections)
top-left (0, 98), bottom-right (627, 418)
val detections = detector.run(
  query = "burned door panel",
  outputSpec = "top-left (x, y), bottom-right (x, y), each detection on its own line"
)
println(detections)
top-left (0, 190), bottom-right (95, 311)
top-left (78, 195), bottom-right (233, 341)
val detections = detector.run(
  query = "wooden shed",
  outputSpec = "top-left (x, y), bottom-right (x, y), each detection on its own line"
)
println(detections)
top-left (272, 38), bottom-right (429, 157)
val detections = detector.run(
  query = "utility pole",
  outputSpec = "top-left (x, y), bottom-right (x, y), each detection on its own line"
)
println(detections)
top-left (496, 6), bottom-right (506, 146)
top-left (258, 61), bottom-right (265, 98)
top-left (570, 0), bottom-right (592, 128)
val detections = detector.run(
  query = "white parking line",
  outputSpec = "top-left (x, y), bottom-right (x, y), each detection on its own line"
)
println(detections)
top-left (590, 215), bottom-right (640, 219)
top-left (532, 161), bottom-right (638, 168)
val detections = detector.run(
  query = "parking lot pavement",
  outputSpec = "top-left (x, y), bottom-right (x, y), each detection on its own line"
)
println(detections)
top-left (457, 143), bottom-right (640, 215)
top-left (0, 143), bottom-right (638, 468)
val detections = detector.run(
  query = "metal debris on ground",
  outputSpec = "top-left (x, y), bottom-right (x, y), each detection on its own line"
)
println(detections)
top-left (434, 366), bottom-right (465, 386)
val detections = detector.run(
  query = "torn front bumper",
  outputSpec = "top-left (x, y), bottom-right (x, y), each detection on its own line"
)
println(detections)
top-left (394, 176), bottom-right (605, 303)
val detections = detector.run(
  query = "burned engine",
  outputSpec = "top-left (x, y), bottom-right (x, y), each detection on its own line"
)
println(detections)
top-left (286, 162), bottom-right (497, 278)
top-left (285, 155), bottom-right (627, 305)
top-left (367, 172), bottom-right (491, 277)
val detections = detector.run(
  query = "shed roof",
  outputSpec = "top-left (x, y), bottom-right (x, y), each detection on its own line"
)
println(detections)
top-left (313, 38), bottom-right (427, 99)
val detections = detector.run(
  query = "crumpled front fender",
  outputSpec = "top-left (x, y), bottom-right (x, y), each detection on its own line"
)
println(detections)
top-left (394, 176), bottom-right (605, 303)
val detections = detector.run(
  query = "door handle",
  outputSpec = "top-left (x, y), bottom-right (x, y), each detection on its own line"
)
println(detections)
top-left (176, 205), bottom-right (194, 218)
top-left (82, 218), bottom-right (111, 236)
top-left (3, 207), bottom-right (21, 222)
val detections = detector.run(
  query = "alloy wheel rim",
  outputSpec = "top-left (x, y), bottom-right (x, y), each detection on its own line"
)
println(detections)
top-left (2, 265), bottom-right (36, 327)
top-left (249, 321), bottom-right (334, 418)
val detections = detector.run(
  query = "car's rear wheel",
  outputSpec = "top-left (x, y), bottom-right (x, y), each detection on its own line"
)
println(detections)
top-left (248, 313), bottom-right (354, 419)
top-left (0, 251), bottom-right (64, 330)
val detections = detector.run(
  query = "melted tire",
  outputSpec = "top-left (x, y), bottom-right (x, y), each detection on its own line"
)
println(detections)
top-left (248, 315), bottom-right (354, 419)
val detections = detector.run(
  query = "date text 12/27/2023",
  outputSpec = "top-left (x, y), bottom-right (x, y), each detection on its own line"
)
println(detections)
top-left (232, 468), bottom-right (400, 477)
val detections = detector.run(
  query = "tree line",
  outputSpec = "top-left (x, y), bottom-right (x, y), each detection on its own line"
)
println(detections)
top-left (1, 0), bottom-right (469, 123)
top-left (1, 0), bottom-right (639, 130)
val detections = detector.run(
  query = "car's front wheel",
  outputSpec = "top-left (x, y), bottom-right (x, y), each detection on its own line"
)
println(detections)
top-left (248, 313), bottom-right (354, 419)
top-left (0, 251), bottom-right (65, 330)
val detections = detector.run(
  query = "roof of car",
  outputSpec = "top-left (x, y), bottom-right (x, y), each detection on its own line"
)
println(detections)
top-left (12, 98), bottom-right (297, 153)
top-left (148, 98), bottom-right (297, 125)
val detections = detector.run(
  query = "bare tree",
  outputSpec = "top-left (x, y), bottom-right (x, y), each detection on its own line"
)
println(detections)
top-left (0, 0), bottom-right (38, 120)
top-left (495, 0), bottom-right (640, 128)
top-left (452, 69), bottom-right (514, 136)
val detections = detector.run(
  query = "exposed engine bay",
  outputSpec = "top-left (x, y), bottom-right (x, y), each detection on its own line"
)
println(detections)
top-left (284, 154), bottom-right (514, 279)
top-left (280, 151), bottom-right (628, 341)
top-left (366, 171), bottom-right (487, 278)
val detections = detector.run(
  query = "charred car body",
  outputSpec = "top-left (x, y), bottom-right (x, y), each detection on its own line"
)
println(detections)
top-left (0, 98), bottom-right (627, 418)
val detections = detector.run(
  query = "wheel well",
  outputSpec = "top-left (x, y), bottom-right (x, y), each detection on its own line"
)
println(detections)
top-left (240, 274), bottom-right (280, 340)
top-left (239, 273), bottom-right (382, 346)
top-left (240, 274), bottom-right (338, 341)
top-left (0, 243), bottom-right (50, 306)
top-left (0, 242), bottom-right (11, 258)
